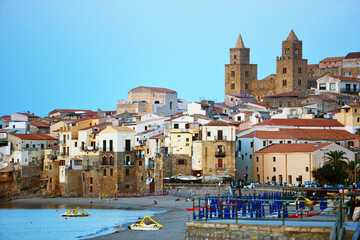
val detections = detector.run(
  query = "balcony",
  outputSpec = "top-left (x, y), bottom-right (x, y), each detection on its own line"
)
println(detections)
top-left (60, 153), bottom-right (69, 157)
top-left (147, 163), bottom-right (154, 170)
top-left (81, 146), bottom-right (99, 152)
top-left (214, 136), bottom-right (227, 141)
top-left (215, 151), bottom-right (226, 157)
top-left (136, 154), bottom-right (145, 159)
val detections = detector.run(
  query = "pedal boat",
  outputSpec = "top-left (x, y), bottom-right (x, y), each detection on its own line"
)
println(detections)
top-left (61, 207), bottom-right (89, 217)
top-left (128, 215), bottom-right (163, 231)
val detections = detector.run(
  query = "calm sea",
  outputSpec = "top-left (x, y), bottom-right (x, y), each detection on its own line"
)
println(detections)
top-left (0, 203), bottom-right (158, 240)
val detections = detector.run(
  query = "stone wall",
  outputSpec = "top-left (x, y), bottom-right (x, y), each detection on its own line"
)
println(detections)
top-left (186, 221), bottom-right (332, 240)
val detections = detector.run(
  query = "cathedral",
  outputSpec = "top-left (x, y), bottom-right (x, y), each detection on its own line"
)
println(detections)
top-left (225, 30), bottom-right (308, 100)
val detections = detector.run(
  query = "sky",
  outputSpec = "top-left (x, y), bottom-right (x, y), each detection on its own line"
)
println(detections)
top-left (1, 0), bottom-right (359, 117)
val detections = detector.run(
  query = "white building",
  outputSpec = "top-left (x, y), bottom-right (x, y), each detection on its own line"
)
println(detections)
top-left (315, 75), bottom-right (360, 94)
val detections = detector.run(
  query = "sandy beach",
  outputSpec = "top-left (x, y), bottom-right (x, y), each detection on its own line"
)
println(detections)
top-left (5, 195), bottom-right (193, 240)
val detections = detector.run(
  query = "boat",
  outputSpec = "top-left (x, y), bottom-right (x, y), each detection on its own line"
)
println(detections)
top-left (128, 215), bottom-right (163, 231)
top-left (61, 207), bottom-right (89, 217)
top-left (288, 211), bottom-right (321, 218)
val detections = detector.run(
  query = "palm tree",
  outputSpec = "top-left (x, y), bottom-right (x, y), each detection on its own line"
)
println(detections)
top-left (348, 160), bottom-right (356, 181)
top-left (324, 150), bottom-right (349, 166)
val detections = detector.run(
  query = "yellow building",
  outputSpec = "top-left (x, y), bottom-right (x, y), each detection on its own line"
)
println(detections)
top-left (334, 103), bottom-right (360, 134)
top-left (253, 143), bottom-right (354, 185)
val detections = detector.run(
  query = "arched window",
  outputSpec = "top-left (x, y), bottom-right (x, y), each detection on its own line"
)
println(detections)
top-left (139, 161), bottom-right (142, 166)
top-left (154, 101), bottom-right (160, 104)
top-left (109, 155), bottom-right (114, 165)
top-left (282, 67), bottom-right (287, 74)
top-left (295, 49), bottom-right (299, 54)
top-left (231, 83), bottom-right (235, 90)
top-left (90, 186), bottom-right (93, 193)
top-left (285, 48), bottom-right (290, 55)
top-left (125, 155), bottom-right (131, 166)
top-left (90, 177), bottom-right (93, 184)
top-left (102, 156), bottom-right (107, 165)
top-left (283, 80), bottom-right (287, 86)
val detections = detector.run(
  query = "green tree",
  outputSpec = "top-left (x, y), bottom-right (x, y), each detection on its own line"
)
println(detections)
top-left (324, 150), bottom-right (349, 166)
top-left (312, 164), bottom-right (348, 185)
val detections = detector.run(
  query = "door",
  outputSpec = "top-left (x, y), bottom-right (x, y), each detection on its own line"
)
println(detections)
top-left (150, 182), bottom-right (155, 193)
top-left (125, 140), bottom-right (131, 151)
top-left (217, 130), bottom-right (223, 140)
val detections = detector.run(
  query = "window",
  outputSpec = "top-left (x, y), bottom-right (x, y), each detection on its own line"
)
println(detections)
top-left (273, 167), bottom-right (276, 172)
top-left (256, 167), bottom-right (259, 172)
top-left (298, 67), bottom-right (301, 73)
top-left (280, 141), bottom-right (283, 144)
top-left (126, 169), bottom-right (129, 176)
top-left (90, 186), bottom-right (93, 193)
top-left (109, 155), bottom-right (114, 165)
top-left (185, 123), bottom-right (189, 129)
top-left (217, 159), bottom-right (223, 168)
top-left (298, 79), bottom-right (301, 86)
top-left (139, 160), bottom-right (143, 166)
top-left (75, 142), bottom-right (77, 147)
top-left (178, 159), bottom-right (185, 165)
top-left (234, 55), bottom-right (237, 59)
top-left (174, 124), bottom-right (179, 129)
top-left (245, 71), bottom-right (249, 77)
top-left (33, 144), bottom-right (35, 148)
top-left (250, 154), bottom-right (252, 159)
top-left (207, 131), bottom-right (211, 137)
top-left (125, 155), bottom-right (131, 165)
top-left (283, 80), bottom-right (287, 86)
top-left (263, 141), bottom-right (266, 147)
top-left (295, 49), bottom-right (299, 54)
top-left (125, 140), bottom-right (131, 151)
top-left (283, 67), bottom-right (287, 74)
top-left (285, 48), bottom-right (289, 55)
top-left (319, 83), bottom-right (326, 90)
top-left (238, 140), bottom-right (241, 151)
top-left (74, 160), bottom-right (82, 165)
top-left (231, 83), bottom-right (235, 89)
top-left (346, 84), bottom-right (351, 91)
top-left (306, 167), bottom-right (309, 172)
top-left (245, 83), bottom-right (248, 89)
top-left (90, 177), bottom-right (93, 184)
top-left (103, 140), bottom-right (106, 152)
top-left (26, 144), bottom-right (29, 148)
top-left (109, 140), bottom-right (113, 152)
top-left (110, 168), bottom-right (113, 176)
top-left (250, 142), bottom-right (254, 148)
top-left (231, 71), bottom-right (235, 77)
top-left (170, 102), bottom-right (173, 110)
top-left (125, 184), bottom-right (130, 189)
top-left (186, 138), bottom-right (189, 142)
top-left (256, 157), bottom-right (259, 162)
top-left (273, 157), bottom-right (276, 162)
top-left (103, 169), bottom-right (106, 176)
top-left (246, 166), bottom-right (248, 171)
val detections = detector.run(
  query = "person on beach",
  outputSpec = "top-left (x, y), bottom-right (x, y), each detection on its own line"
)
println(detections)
top-left (154, 200), bottom-right (157, 205)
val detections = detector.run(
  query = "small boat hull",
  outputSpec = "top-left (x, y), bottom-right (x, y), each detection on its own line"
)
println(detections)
top-left (129, 224), bottom-right (161, 231)
top-left (61, 207), bottom-right (89, 217)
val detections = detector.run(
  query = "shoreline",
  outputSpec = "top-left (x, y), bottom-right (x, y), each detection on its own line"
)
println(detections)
top-left (2, 195), bottom-right (193, 240)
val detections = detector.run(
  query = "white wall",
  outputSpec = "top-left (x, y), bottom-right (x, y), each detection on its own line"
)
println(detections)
top-left (187, 103), bottom-right (206, 116)
top-left (201, 126), bottom-right (236, 141)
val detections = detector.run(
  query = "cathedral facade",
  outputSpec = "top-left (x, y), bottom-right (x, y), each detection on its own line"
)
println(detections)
top-left (225, 30), bottom-right (308, 100)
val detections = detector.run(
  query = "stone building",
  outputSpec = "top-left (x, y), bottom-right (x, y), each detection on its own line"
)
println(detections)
top-left (225, 30), bottom-right (308, 100)
top-left (117, 87), bottom-right (178, 116)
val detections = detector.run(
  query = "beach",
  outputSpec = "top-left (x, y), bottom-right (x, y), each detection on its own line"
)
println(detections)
top-left (5, 195), bottom-right (193, 240)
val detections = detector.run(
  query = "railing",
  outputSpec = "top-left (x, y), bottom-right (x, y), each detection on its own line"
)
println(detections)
top-left (215, 151), bottom-right (226, 157)
top-left (329, 201), bottom-right (344, 240)
top-left (191, 194), bottom-right (339, 225)
top-left (214, 136), bottom-right (227, 141)
top-left (136, 154), bottom-right (145, 159)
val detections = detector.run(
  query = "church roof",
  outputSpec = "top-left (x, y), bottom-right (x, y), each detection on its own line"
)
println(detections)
top-left (235, 34), bottom-right (245, 48)
top-left (285, 30), bottom-right (299, 41)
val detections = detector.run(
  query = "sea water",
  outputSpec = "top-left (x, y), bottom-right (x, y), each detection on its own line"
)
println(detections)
top-left (0, 208), bottom-right (158, 240)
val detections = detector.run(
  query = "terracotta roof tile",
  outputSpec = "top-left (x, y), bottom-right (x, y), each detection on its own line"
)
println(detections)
top-left (141, 87), bottom-right (176, 93)
top-left (265, 91), bottom-right (305, 98)
top-left (203, 120), bottom-right (230, 127)
top-left (280, 128), bottom-right (360, 141)
top-left (319, 57), bottom-right (345, 63)
top-left (30, 122), bottom-right (51, 127)
top-left (308, 64), bottom-right (319, 69)
top-left (47, 145), bottom-right (59, 149)
top-left (79, 122), bottom-right (111, 130)
top-left (253, 118), bottom-right (344, 127)
top-left (17, 113), bottom-right (40, 118)
top-left (150, 134), bottom-right (162, 139)
top-left (255, 143), bottom-right (332, 153)
top-left (345, 52), bottom-right (360, 59)
top-left (10, 133), bottom-right (57, 140)
top-left (255, 131), bottom-right (293, 139)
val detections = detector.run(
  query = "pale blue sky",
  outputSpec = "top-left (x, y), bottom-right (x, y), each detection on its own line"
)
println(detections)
top-left (1, 0), bottom-right (359, 117)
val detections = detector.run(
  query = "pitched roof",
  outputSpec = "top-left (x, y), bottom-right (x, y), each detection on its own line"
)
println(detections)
top-left (140, 87), bottom-right (176, 93)
top-left (241, 132), bottom-right (255, 138)
top-left (265, 91), bottom-right (305, 98)
top-left (235, 34), bottom-right (245, 48)
top-left (255, 131), bottom-right (293, 139)
top-left (345, 52), bottom-right (360, 59)
top-left (308, 64), bottom-right (319, 69)
top-left (10, 133), bottom-right (57, 140)
top-left (203, 120), bottom-right (230, 127)
top-left (319, 57), bottom-right (345, 63)
top-left (30, 122), bottom-right (51, 128)
top-left (280, 128), bottom-right (360, 141)
top-left (150, 134), bottom-right (162, 139)
top-left (285, 30), bottom-right (299, 41)
top-left (253, 118), bottom-right (344, 127)
top-left (47, 145), bottom-right (59, 149)
top-left (255, 143), bottom-right (332, 153)
top-left (17, 113), bottom-right (40, 118)
top-left (336, 76), bottom-right (360, 82)
top-left (71, 117), bottom-right (100, 124)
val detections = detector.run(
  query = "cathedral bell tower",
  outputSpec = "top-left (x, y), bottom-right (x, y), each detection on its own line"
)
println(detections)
top-left (276, 30), bottom-right (308, 94)
top-left (225, 34), bottom-right (257, 96)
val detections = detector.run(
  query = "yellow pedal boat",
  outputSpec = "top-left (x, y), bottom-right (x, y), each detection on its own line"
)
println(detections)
top-left (61, 207), bottom-right (89, 217)
top-left (129, 215), bottom-right (163, 231)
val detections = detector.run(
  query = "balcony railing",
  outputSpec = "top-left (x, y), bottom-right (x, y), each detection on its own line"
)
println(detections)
top-left (215, 151), bottom-right (226, 157)
top-left (214, 136), bottom-right (227, 141)
top-left (216, 163), bottom-right (226, 169)
top-left (136, 154), bottom-right (145, 159)
top-left (147, 163), bottom-right (154, 170)
top-left (60, 153), bottom-right (69, 156)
